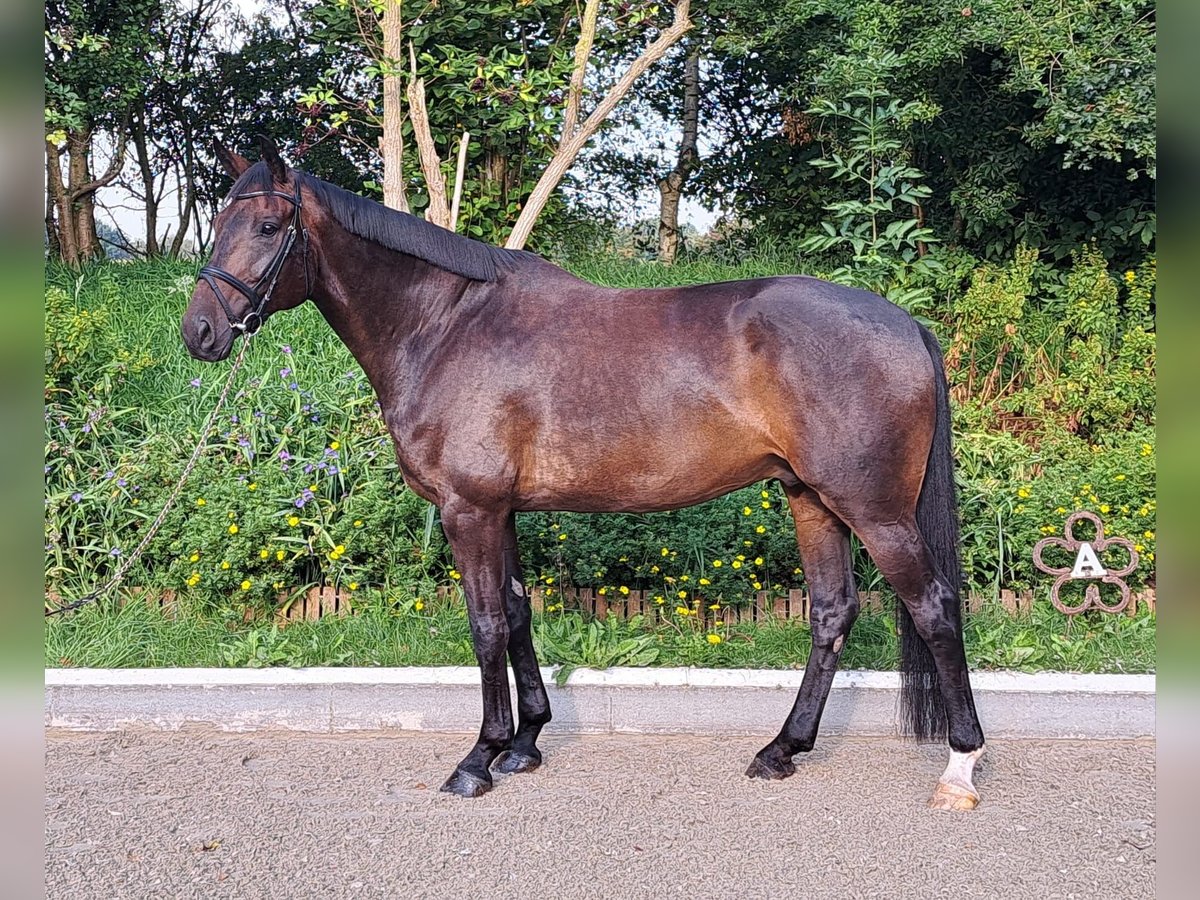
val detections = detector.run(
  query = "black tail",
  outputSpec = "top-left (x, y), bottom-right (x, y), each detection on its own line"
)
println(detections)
top-left (898, 326), bottom-right (963, 741)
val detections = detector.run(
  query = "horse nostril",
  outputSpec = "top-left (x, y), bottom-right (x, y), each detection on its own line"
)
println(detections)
top-left (197, 316), bottom-right (214, 349)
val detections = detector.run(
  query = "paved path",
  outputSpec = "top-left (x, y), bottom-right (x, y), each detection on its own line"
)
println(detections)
top-left (46, 730), bottom-right (1155, 899)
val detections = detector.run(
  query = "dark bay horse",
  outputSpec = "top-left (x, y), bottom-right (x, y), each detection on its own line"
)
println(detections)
top-left (183, 139), bottom-right (985, 810)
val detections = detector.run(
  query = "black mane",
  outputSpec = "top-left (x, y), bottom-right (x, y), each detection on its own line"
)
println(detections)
top-left (231, 162), bottom-right (522, 282)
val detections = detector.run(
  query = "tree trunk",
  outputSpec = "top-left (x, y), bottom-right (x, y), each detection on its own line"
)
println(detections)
top-left (657, 47), bottom-right (700, 264)
top-left (45, 148), bottom-right (62, 260)
top-left (132, 113), bottom-right (159, 256)
top-left (67, 130), bottom-right (102, 261)
top-left (380, 2), bottom-right (409, 213)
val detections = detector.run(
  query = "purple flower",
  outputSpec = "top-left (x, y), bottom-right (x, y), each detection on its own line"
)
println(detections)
top-left (278, 450), bottom-right (291, 461)
top-left (289, 382), bottom-right (299, 391)
top-left (71, 492), bottom-right (82, 502)
top-left (103, 470), bottom-right (114, 480)
top-left (117, 478), bottom-right (127, 487)
top-left (280, 367), bottom-right (292, 379)
top-left (190, 378), bottom-right (202, 388)
top-left (253, 410), bottom-right (264, 419)
top-left (281, 345), bottom-right (292, 355)
top-left (82, 424), bottom-right (91, 433)
top-left (109, 547), bottom-right (121, 557)
top-left (303, 463), bottom-right (315, 474)
top-left (238, 438), bottom-right (250, 448)
top-left (328, 466), bottom-right (339, 476)
top-left (324, 448), bottom-right (338, 458)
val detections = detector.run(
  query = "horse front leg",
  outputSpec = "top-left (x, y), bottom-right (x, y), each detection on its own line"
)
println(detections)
top-left (492, 512), bottom-right (552, 775)
top-left (438, 500), bottom-right (514, 798)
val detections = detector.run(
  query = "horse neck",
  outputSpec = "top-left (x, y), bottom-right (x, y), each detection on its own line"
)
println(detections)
top-left (307, 223), bottom-right (475, 386)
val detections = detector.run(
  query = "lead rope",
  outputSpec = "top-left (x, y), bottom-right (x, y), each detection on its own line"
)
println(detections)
top-left (45, 336), bottom-right (254, 617)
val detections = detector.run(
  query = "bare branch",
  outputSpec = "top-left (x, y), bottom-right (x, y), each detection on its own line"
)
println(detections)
top-left (449, 130), bottom-right (470, 232)
top-left (506, 1), bottom-right (692, 250)
top-left (407, 42), bottom-right (450, 227)
top-left (561, 0), bottom-right (601, 147)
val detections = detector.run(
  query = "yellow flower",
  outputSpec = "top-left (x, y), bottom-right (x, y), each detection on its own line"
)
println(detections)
top-left (1141, 444), bottom-right (1152, 456)
top-left (654, 595), bottom-right (665, 604)
top-left (220, 560), bottom-right (230, 570)
top-left (661, 547), bottom-right (670, 556)
top-left (1148, 552), bottom-right (1154, 562)
top-left (273, 581), bottom-right (282, 589)
top-left (545, 576), bottom-right (555, 585)
top-left (353, 520), bottom-right (363, 528)
top-left (335, 544), bottom-right (345, 554)
top-left (743, 540), bottom-right (752, 547)
top-left (414, 600), bottom-right (425, 611)
top-left (619, 586), bottom-right (630, 595)
top-left (699, 577), bottom-right (710, 586)
top-left (709, 603), bottom-right (721, 611)
top-left (707, 634), bottom-right (722, 645)
top-left (677, 590), bottom-right (687, 599)
top-left (598, 587), bottom-right (607, 596)
top-left (1055, 507), bottom-right (1067, 514)
top-left (761, 501), bottom-right (770, 509)
top-left (712, 560), bottom-right (723, 568)
top-left (558, 533), bottom-right (568, 541)
top-left (760, 490), bottom-right (770, 499)
top-left (247, 482), bottom-right (257, 491)
top-left (189, 552), bottom-right (199, 562)
top-left (288, 515), bottom-right (300, 527)
top-left (756, 525), bottom-right (766, 534)
top-left (1017, 487), bottom-right (1031, 498)
top-left (260, 549), bottom-right (269, 559)
top-left (1099, 504), bottom-right (1110, 514)
top-left (793, 568), bottom-right (802, 575)
top-left (449, 569), bottom-right (461, 581)
top-left (276, 550), bottom-right (285, 561)
top-left (1115, 474), bottom-right (1126, 481)
top-left (196, 498), bottom-right (206, 506)
top-left (1144, 530), bottom-right (1154, 539)
top-left (1134, 544), bottom-right (1144, 552)
top-left (650, 565), bottom-right (659, 574)
top-left (348, 581), bottom-right (358, 590)
top-left (680, 575), bottom-right (689, 582)
top-left (309, 484), bottom-right (318, 492)
top-left (228, 524), bottom-right (239, 534)
top-left (240, 579), bottom-right (251, 590)
top-left (675, 606), bottom-right (689, 615)
top-left (1089, 494), bottom-right (1098, 503)
top-left (1124, 270), bottom-right (1135, 283)
top-left (754, 557), bottom-right (764, 566)
top-left (743, 506), bottom-right (752, 516)
top-left (753, 582), bottom-right (762, 590)
top-left (330, 440), bottom-right (340, 450)
top-left (731, 560), bottom-right (742, 569)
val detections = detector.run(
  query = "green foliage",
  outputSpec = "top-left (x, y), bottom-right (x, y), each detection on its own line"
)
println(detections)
top-left (44, 252), bottom-right (1154, 642)
top-left (536, 616), bottom-right (660, 685)
top-left (798, 44), bottom-right (941, 311)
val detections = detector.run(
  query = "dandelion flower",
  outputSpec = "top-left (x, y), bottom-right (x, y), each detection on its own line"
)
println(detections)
top-left (731, 560), bottom-right (742, 569)
top-left (414, 600), bottom-right (425, 611)
top-left (196, 498), bottom-right (206, 506)
top-left (712, 560), bottom-right (723, 568)
top-left (743, 506), bottom-right (752, 516)
top-left (240, 579), bottom-right (251, 590)
top-left (189, 552), bottom-right (199, 563)
top-left (558, 533), bottom-right (568, 541)
top-left (353, 520), bottom-right (363, 528)
top-left (330, 441), bottom-right (340, 450)
top-left (619, 586), bottom-right (630, 595)
top-left (677, 590), bottom-right (687, 599)
top-left (699, 578), bottom-right (710, 586)
top-left (228, 524), bottom-right (239, 534)
top-left (288, 515), bottom-right (300, 527)
top-left (756, 525), bottom-right (766, 534)
top-left (348, 582), bottom-right (358, 591)
top-left (707, 634), bottom-right (722, 645)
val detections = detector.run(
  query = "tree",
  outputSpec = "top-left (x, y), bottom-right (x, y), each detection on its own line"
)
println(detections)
top-left (45, 0), bottom-right (160, 264)
top-left (657, 45), bottom-right (700, 263)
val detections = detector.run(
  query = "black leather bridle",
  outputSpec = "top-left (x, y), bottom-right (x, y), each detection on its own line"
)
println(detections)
top-left (197, 178), bottom-right (310, 336)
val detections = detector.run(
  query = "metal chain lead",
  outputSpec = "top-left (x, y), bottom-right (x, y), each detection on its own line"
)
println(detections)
top-left (45, 337), bottom-right (254, 617)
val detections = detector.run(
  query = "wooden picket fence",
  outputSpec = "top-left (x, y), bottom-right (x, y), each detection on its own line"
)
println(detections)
top-left (64, 582), bottom-right (1156, 625)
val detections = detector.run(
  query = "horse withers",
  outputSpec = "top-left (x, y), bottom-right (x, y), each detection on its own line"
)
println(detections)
top-left (182, 138), bottom-right (985, 810)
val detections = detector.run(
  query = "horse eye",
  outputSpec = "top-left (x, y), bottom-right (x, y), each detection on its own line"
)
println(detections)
top-left (260, 222), bottom-right (279, 236)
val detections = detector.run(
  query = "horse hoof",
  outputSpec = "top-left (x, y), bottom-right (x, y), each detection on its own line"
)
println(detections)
top-left (439, 769), bottom-right (492, 798)
top-left (928, 781), bottom-right (979, 811)
top-left (492, 750), bottom-right (541, 775)
top-left (745, 755), bottom-right (795, 780)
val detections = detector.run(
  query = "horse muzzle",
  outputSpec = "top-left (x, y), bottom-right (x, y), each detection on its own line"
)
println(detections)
top-left (181, 306), bottom-right (236, 362)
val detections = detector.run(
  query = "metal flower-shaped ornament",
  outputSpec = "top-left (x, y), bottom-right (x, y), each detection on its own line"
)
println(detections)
top-left (1033, 511), bottom-right (1139, 615)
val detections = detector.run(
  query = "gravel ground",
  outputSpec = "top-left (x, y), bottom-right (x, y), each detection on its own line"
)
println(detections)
top-left (46, 730), bottom-right (1155, 899)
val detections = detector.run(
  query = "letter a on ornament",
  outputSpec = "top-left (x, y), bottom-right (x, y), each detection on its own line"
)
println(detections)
top-left (1070, 541), bottom-right (1107, 579)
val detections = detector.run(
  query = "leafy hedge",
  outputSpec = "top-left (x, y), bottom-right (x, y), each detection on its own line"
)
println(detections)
top-left (44, 249), bottom-right (1154, 615)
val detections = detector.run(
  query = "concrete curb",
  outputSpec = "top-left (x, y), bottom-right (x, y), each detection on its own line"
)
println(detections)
top-left (44, 667), bottom-right (1155, 739)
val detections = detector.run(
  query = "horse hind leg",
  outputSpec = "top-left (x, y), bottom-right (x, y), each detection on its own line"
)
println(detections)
top-left (851, 517), bottom-right (986, 810)
top-left (747, 487), bottom-right (858, 779)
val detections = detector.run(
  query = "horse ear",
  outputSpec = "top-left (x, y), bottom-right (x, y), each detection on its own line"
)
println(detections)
top-left (257, 134), bottom-right (289, 184)
top-left (214, 141), bottom-right (250, 179)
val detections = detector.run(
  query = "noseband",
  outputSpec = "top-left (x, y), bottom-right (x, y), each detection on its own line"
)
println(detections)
top-left (197, 179), bottom-right (310, 336)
